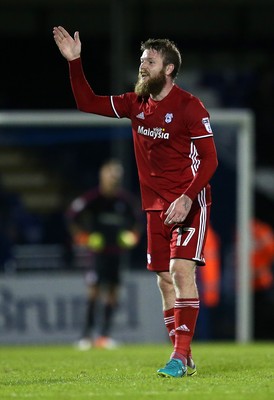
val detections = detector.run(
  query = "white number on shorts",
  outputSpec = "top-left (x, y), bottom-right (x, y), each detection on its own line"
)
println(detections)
top-left (176, 227), bottom-right (196, 246)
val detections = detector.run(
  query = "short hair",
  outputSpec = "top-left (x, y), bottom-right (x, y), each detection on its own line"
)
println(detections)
top-left (140, 38), bottom-right (182, 80)
top-left (100, 158), bottom-right (124, 175)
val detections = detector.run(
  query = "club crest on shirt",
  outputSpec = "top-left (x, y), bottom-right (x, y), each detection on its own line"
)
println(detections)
top-left (165, 113), bottom-right (173, 123)
top-left (202, 117), bottom-right (212, 133)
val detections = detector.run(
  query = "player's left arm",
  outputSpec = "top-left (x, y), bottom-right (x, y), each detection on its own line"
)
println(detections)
top-left (183, 136), bottom-right (218, 201)
top-left (165, 136), bottom-right (218, 225)
top-left (165, 97), bottom-right (218, 225)
top-left (164, 137), bottom-right (218, 225)
top-left (182, 97), bottom-right (218, 200)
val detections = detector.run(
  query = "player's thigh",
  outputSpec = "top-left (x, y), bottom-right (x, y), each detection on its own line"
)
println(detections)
top-left (146, 211), bottom-right (170, 272)
top-left (170, 204), bottom-right (210, 266)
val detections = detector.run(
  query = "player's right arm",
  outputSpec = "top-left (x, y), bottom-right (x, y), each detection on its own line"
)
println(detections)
top-left (53, 26), bottom-right (119, 117)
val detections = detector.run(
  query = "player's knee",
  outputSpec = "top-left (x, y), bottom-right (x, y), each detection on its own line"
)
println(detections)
top-left (157, 271), bottom-right (173, 292)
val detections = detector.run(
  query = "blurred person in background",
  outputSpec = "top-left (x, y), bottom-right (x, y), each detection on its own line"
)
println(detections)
top-left (66, 159), bottom-right (142, 349)
top-left (195, 223), bottom-right (221, 340)
top-left (251, 218), bottom-right (274, 339)
top-left (208, 217), bottom-right (274, 341)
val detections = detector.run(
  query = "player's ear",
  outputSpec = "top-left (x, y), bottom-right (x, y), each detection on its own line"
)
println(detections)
top-left (165, 63), bottom-right (174, 77)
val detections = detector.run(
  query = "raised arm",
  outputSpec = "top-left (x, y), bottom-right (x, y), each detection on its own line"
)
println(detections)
top-left (53, 26), bottom-right (81, 61)
top-left (53, 26), bottom-right (117, 117)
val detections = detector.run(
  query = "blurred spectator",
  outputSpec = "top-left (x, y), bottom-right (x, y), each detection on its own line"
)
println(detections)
top-left (216, 217), bottom-right (274, 340)
top-left (195, 223), bottom-right (221, 340)
top-left (196, 218), bottom-right (274, 341)
top-left (251, 219), bottom-right (274, 339)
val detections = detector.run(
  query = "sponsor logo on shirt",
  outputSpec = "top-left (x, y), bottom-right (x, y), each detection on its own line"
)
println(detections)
top-left (202, 117), bottom-right (212, 133)
top-left (137, 125), bottom-right (170, 140)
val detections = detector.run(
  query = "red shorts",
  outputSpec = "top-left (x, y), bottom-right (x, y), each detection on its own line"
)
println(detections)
top-left (146, 197), bottom-right (211, 272)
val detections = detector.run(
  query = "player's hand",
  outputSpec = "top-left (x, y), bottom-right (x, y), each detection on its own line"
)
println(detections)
top-left (87, 232), bottom-right (105, 252)
top-left (164, 194), bottom-right (193, 225)
top-left (117, 230), bottom-right (139, 249)
top-left (53, 26), bottom-right (81, 61)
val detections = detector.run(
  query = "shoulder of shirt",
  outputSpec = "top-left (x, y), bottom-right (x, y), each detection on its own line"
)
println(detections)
top-left (120, 92), bottom-right (139, 99)
top-left (174, 85), bottom-right (206, 109)
top-left (80, 187), bottom-right (100, 202)
top-left (174, 85), bottom-right (200, 101)
top-left (117, 91), bottom-right (146, 105)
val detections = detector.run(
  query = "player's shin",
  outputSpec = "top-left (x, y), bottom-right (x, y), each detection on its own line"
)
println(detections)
top-left (171, 298), bottom-right (200, 364)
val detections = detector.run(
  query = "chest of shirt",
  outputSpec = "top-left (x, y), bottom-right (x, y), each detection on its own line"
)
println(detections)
top-left (131, 100), bottom-right (190, 149)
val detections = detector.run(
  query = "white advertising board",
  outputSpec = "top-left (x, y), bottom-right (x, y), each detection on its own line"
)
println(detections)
top-left (0, 271), bottom-right (167, 344)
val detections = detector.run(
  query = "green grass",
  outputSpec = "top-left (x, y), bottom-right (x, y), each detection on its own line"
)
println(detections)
top-left (0, 342), bottom-right (274, 399)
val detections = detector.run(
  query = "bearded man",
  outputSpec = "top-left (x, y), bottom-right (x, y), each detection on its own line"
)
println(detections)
top-left (53, 26), bottom-right (218, 378)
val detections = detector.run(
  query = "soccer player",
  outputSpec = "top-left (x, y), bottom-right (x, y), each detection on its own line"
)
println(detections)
top-left (53, 26), bottom-right (218, 378)
top-left (67, 159), bottom-right (141, 349)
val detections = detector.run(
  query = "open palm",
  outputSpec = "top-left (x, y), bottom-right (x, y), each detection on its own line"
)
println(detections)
top-left (53, 26), bottom-right (81, 61)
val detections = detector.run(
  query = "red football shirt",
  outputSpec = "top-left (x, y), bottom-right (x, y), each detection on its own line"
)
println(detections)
top-left (69, 58), bottom-right (218, 210)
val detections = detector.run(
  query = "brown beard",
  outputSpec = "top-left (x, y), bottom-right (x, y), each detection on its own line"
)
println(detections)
top-left (134, 69), bottom-right (166, 97)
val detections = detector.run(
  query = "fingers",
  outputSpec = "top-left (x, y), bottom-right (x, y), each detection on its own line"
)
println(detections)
top-left (164, 202), bottom-right (173, 215)
top-left (164, 195), bottom-right (193, 225)
top-left (56, 26), bottom-right (70, 37)
top-left (164, 213), bottom-right (182, 225)
top-left (164, 203), bottom-right (176, 225)
top-left (164, 204), bottom-right (185, 224)
top-left (164, 217), bottom-right (173, 225)
top-left (164, 204), bottom-right (182, 224)
top-left (53, 26), bottom-right (64, 44)
top-left (53, 26), bottom-right (72, 43)
top-left (53, 26), bottom-right (80, 49)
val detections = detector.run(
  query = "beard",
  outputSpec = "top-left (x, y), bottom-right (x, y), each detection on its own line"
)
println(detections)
top-left (134, 69), bottom-right (166, 97)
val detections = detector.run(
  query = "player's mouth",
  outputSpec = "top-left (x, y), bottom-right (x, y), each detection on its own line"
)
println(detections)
top-left (140, 70), bottom-right (150, 80)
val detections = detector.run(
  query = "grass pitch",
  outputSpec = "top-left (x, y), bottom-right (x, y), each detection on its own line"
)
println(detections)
top-left (0, 342), bottom-right (274, 400)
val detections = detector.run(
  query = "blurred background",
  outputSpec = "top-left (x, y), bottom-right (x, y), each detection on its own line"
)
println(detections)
top-left (0, 0), bottom-right (273, 344)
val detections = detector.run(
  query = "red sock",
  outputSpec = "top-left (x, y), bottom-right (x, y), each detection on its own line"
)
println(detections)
top-left (163, 308), bottom-right (194, 362)
top-left (188, 346), bottom-right (193, 359)
top-left (163, 308), bottom-right (175, 346)
top-left (171, 298), bottom-right (200, 363)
